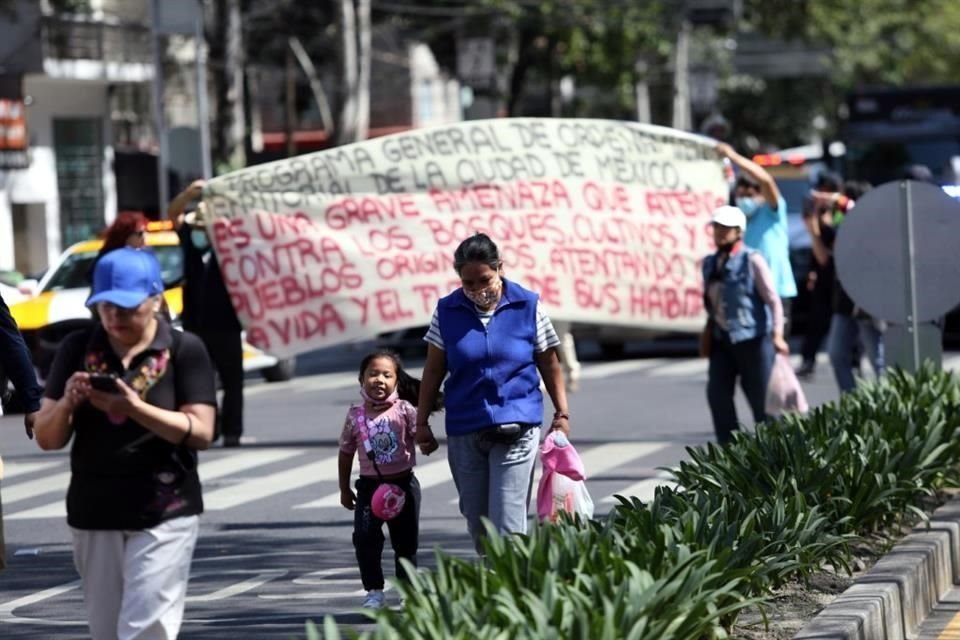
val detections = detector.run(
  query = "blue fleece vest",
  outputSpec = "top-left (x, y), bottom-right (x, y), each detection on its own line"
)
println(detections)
top-left (702, 248), bottom-right (771, 344)
top-left (437, 279), bottom-right (543, 435)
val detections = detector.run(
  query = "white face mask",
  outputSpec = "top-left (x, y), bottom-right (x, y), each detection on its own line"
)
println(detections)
top-left (464, 278), bottom-right (502, 308)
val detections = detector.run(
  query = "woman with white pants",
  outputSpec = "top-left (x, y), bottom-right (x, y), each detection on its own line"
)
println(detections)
top-left (33, 248), bottom-right (217, 640)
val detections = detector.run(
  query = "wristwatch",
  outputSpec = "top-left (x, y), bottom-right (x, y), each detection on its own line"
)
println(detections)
top-left (553, 412), bottom-right (570, 420)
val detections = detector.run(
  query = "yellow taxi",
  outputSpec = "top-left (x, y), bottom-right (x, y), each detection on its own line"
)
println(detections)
top-left (10, 221), bottom-right (295, 382)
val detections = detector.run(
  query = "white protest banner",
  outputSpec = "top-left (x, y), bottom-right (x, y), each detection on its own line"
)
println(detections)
top-left (204, 118), bottom-right (728, 359)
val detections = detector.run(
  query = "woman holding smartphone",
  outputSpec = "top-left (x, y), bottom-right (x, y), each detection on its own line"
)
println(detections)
top-left (33, 248), bottom-right (217, 640)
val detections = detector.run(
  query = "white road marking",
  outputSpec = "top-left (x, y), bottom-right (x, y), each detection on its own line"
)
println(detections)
top-left (0, 580), bottom-right (83, 627)
top-left (294, 456), bottom-right (451, 509)
top-left (449, 441), bottom-right (673, 505)
top-left (602, 471), bottom-right (679, 504)
top-left (7, 449), bottom-right (308, 520)
top-left (2, 461), bottom-right (62, 479)
top-left (3, 472), bottom-right (70, 505)
top-left (187, 570), bottom-right (288, 603)
top-left (579, 359), bottom-right (669, 379)
top-left (203, 456), bottom-right (341, 510)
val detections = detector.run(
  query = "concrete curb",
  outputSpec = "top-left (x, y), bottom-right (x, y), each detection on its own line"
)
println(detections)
top-left (795, 498), bottom-right (960, 640)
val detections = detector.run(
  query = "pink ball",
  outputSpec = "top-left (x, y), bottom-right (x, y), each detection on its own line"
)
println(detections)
top-left (372, 483), bottom-right (406, 520)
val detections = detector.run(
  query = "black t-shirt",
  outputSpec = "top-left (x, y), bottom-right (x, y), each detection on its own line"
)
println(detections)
top-left (820, 224), bottom-right (855, 316)
top-left (178, 224), bottom-right (242, 333)
top-left (44, 319), bottom-right (217, 530)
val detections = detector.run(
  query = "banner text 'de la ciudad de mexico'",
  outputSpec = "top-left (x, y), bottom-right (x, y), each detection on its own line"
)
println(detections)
top-left (204, 118), bottom-right (728, 359)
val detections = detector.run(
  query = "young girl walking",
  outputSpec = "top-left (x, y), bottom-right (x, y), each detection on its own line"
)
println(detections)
top-left (338, 351), bottom-right (440, 609)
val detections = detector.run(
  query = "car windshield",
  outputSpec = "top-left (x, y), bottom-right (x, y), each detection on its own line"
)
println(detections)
top-left (42, 246), bottom-right (184, 293)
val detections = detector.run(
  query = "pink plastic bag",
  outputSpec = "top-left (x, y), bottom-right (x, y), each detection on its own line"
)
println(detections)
top-left (536, 432), bottom-right (594, 522)
top-left (766, 353), bottom-right (810, 416)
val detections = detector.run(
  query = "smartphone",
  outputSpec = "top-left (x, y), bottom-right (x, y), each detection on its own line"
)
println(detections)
top-left (89, 373), bottom-right (120, 394)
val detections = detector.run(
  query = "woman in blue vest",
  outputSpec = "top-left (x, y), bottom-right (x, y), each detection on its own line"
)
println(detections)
top-left (701, 206), bottom-right (788, 444)
top-left (416, 233), bottom-right (570, 551)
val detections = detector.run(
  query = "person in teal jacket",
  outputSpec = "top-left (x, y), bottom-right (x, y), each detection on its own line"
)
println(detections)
top-left (716, 142), bottom-right (797, 334)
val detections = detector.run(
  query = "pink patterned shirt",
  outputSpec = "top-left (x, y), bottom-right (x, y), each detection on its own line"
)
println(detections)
top-left (338, 400), bottom-right (417, 477)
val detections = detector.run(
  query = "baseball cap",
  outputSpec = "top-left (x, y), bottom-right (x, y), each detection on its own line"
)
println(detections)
top-left (711, 205), bottom-right (746, 230)
top-left (87, 247), bottom-right (164, 309)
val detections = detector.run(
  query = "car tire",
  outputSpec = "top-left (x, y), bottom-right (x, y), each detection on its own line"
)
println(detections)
top-left (261, 357), bottom-right (296, 383)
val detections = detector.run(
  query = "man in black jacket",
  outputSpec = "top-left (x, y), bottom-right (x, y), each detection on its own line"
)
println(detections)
top-left (1, 289), bottom-right (43, 569)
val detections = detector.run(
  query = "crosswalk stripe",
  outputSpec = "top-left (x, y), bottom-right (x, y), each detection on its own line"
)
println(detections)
top-left (579, 359), bottom-right (668, 379)
top-left (203, 456), bottom-right (341, 510)
top-left (294, 457), bottom-right (452, 509)
top-left (943, 354), bottom-right (960, 371)
top-left (647, 359), bottom-right (707, 377)
top-left (7, 449), bottom-right (308, 520)
top-left (4, 472), bottom-right (71, 504)
top-left (6, 500), bottom-right (66, 520)
top-left (602, 476), bottom-right (678, 504)
top-left (448, 441), bottom-right (673, 504)
top-left (1, 460), bottom-right (62, 479)
top-left (199, 449), bottom-right (303, 482)
top-left (577, 442), bottom-right (672, 478)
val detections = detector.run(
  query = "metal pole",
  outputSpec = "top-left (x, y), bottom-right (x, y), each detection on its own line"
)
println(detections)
top-left (672, 19), bottom-right (691, 131)
top-left (194, 1), bottom-right (212, 179)
top-left (902, 180), bottom-right (921, 370)
top-left (150, 0), bottom-right (169, 217)
top-left (635, 58), bottom-right (651, 123)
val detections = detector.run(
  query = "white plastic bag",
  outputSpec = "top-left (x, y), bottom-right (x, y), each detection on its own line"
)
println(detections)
top-left (766, 353), bottom-right (810, 416)
top-left (546, 473), bottom-right (594, 522)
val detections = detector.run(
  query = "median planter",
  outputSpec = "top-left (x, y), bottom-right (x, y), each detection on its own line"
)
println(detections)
top-left (308, 365), bottom-right (960, 640)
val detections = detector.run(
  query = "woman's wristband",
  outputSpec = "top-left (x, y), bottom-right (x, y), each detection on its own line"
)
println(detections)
top-left (179, 413), bottom-right (193, 446)
top-left (553, 412), bottom-right (570, 420)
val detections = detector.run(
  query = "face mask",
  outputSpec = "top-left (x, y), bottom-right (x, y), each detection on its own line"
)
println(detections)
top-left (464, 278), bottom-right (502, 308)
top-left (736, 197), bottom-right (759, 217)
top-left (191, 229), bottom-right (210, 250)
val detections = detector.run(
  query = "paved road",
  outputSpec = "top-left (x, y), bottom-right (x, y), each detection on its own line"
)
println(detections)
top-left (1, 343), bottom-right (955, 638)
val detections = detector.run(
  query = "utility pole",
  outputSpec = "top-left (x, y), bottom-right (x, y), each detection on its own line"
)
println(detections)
top-left (149, 0), bottom-right (169, 217)
top-left (635, 58), bottom-right (651, 123)
top-left (672, 18), bottom-right (692, 131)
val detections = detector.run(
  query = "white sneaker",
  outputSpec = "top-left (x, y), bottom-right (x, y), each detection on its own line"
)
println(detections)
top-left (362, 590), bottom-right (385, 609)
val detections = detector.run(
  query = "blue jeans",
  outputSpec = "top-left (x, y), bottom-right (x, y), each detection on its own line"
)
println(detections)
top-left (706, 335), bottom-right (774, 445)
top-left (447, 426), bottom-right (540, 552)
top-left (827, 313), bottom-right (885, 393)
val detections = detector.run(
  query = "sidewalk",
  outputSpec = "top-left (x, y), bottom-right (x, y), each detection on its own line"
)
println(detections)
top-left (796, 498), bottom-right (960, 640)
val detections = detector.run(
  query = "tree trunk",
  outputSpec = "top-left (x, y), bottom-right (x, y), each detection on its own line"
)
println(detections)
top-left (284, 46), bottom-right (297, 157)
top-left (354, 0), bottom-right (371, 141)
top-left (335, 0), bottom-right (358, 145)
top-left (211, 0), bottom-right (246, 170)
top-left (288, 36), bottom-right (334, 136)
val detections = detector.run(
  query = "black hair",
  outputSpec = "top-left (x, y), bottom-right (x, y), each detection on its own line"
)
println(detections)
top-left (357, 350), bottom-right (443, 412)
top-left (815, 171), bottom-right (843, 192)
top-left (453, 233), bottom-right (501, 274)
top-left (843, 180), bottom-right (872, 201)
top-left (735, 175), bottom-right (760, 191)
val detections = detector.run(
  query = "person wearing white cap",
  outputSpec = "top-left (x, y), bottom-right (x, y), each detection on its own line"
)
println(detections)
top-left (701, 206), bottom-right (789, 444)
top-left (32, 248), bottom-right (218, 640)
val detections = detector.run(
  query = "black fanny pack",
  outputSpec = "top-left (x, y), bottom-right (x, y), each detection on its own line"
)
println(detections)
top-left (478, 422), bottom-right (536, 445)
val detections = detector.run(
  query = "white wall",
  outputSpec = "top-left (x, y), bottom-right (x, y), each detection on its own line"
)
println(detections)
top-left (0, 75), bottom-right (115, 270)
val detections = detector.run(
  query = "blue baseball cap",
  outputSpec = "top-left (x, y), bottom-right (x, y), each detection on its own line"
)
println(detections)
top-left (87, 247), bottom-right (164, 309)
